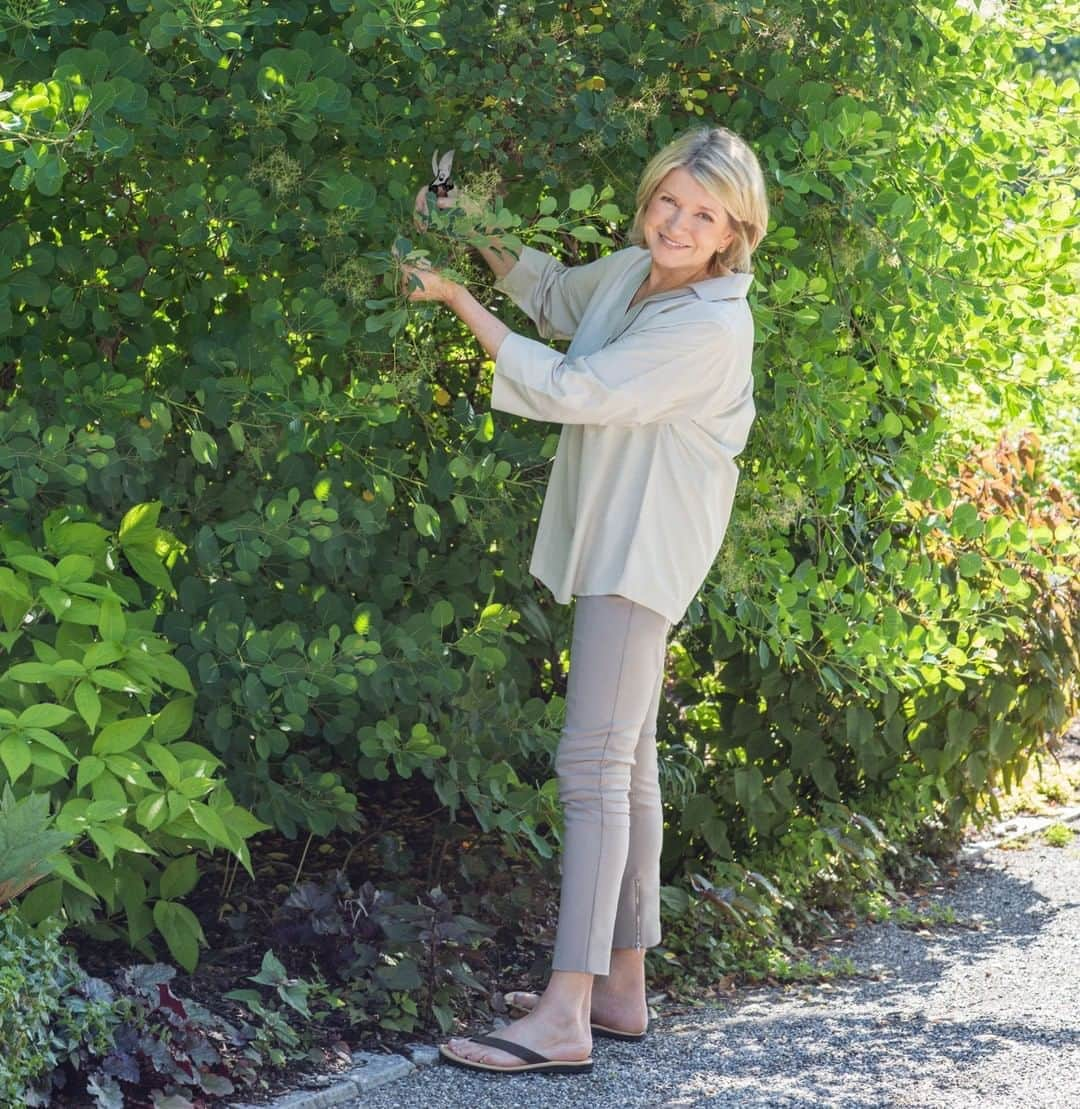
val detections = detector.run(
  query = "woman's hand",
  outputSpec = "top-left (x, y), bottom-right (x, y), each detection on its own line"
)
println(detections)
top-left (400, 258), bottom-right (460, 305)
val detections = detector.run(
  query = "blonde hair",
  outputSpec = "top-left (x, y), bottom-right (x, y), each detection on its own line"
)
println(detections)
top-left (627, 126), bottom-right (769, 276)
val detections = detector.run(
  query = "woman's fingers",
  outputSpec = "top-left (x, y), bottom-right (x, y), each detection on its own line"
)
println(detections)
top-left (413, 185), bottom-right (431, 229)
top-left (413, 187), bottom-right (457, 231)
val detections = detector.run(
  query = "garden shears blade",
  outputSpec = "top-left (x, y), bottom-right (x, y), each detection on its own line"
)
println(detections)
top-left (428, 148), bottom-right (455, 198)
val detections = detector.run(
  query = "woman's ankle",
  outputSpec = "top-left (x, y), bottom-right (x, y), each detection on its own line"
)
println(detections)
top-left (597, 951), bottom-right (646, 997)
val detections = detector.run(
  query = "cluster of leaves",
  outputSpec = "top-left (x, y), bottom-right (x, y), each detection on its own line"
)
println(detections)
top-left (665, 431), bottom-right (1078, 873)
top-left (0, 503), bottom-right (269, 968)
top-left (0, 907), bottom-right (267, 1107)
top-left (225, 870), bottom-right (496, 1040)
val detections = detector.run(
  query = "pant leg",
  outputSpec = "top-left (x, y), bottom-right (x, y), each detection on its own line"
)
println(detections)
top-left (611, 659), bottom-right (666, 951)
top-left (551, 594), bottom-right (670, 976)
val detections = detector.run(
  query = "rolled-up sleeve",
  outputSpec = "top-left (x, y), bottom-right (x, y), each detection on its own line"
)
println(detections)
top-left (493, 245), bottom-right (619, 341)
top-left (490, 315), bottom-right (750, 426)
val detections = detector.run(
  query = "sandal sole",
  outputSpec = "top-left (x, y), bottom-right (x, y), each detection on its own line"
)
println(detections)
top-left (592, 1023), bottom-right (648, 1042)
top-left (439, 1045), bottom-right (593, 1074)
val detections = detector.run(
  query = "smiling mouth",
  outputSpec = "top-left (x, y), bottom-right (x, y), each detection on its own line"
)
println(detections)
top-left (659, 233), bottom-right (688, 249)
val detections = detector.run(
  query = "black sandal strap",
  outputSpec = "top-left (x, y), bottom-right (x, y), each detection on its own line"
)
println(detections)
top-left (468, 1033), bottom-right (549, 1065)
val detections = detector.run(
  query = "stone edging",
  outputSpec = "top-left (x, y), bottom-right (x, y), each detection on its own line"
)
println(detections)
top-left (228, 1046), bottom-right (438, 1109)
top-left (958, 801), bottom-right (1080, 859)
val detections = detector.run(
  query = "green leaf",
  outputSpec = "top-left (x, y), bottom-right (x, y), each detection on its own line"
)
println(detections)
top-left (91, 668), bottom-right (144, 693)
top-left (118, 501), bottom-right (162, 545)
top-left (190, 429), bottom-right (219, 467)
top-left (92, 717), bottom-right (152, 756)
top-left (0, 735), bottom-right (32, 782)
top-left (190, 801), bottom-right (230, 845)
top-left (160, 853), bottom-right (200, 900)
top-left (0, 784), bottom-right (72, 890)
top-left (107, 823), bottom-right (155, 855)
top-left (430, 600), bottom-right (455, 628)
top-left (34, 153), bottom-right (67, 197)
top-left (17, 704), bottom-right (75, 729)
top-left (77, 755), bottom-right (107, 792)
top-left (144, 740), bottom-right (182, 784)
top-left (146, 654), bottom-right (195, 695)
top-left (413, 503), bottom-right (440, 539)
top-left (374, 958), bottom-right (423, 990)
top-left (957, 552), bottom-right (982, 577)
top-left (136, 793), bottom-right (169, 832)
top-left (568, 184), bottom-right (595, 211)
top-left (218, 804), bottom-right (272, 838)
top-left (75, 681), bottom-right (102, 732)
top-left (11, 163), bottom-right (34, 191)
top-left (249, 949), bottom-right (288, 986)
top-left (7, 554), bottom-right (58, 581)
top-left (569, 224), bottom-right (603, 243)
top-left (88, 825), bottom-right (117, 866)
top-left (879, 411), bottom-right (903, 437)
top-left (55, 554), bottom-right (95, 584)
top-left (24, 727), bottom-right (76, 761)
top-left (99, 596), bottom-right (127, 642)
top-left (150, 702), bottom-right (193, 749)
top-left (124, 546), bottom-right (174, 594)
top-left (153, 899), bottom-right (205, 972)
top-left (4, 662), bottom-right (63, 683)
top-left (83, 642), bottom-right (125, 670)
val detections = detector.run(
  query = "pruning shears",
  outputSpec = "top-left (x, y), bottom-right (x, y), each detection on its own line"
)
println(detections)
top-left (428, 148), bottom-right (455, 199)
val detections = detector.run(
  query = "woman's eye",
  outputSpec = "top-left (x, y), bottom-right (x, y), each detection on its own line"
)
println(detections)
top-left (699, 213), bottom-right (713, 222)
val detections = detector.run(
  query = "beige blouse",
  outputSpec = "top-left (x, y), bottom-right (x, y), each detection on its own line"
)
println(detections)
top-left (490, 243), bottom-right (756, 627)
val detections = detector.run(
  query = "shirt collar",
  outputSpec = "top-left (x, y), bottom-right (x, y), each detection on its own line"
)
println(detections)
top-left (631, 247), bottom-right (753, 301)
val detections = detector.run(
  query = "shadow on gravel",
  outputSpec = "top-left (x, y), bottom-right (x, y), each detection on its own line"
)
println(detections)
top-left (648, 1006), bottom-right (1077, 1108)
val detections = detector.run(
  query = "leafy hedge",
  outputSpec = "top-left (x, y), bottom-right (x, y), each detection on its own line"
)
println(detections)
top-left (0, 0), bottom-right (1076, 984)
top-left (0, 507), bottom-right (269, 967)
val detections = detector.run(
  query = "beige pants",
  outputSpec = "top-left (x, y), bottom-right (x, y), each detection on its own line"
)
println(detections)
top-left (551, 593), bottom-right (672, 976)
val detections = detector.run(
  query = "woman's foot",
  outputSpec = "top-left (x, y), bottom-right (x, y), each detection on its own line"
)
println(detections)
top-left (445, 1006), bottom-right (591, 1068)
top-left (506, 987), bottom-right (648, 1037)
top-left (506, 952), bottom-right (649, 1036)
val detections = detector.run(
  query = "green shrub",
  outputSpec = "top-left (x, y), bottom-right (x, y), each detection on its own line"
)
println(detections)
top-left (662, 430), bottom-right (1078, 876)
top-left (0, 505), bottom-right (270, 969)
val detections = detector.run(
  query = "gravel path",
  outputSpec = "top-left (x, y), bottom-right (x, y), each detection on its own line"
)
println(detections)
top-left (343, 819), bottom-right (1080, 1108)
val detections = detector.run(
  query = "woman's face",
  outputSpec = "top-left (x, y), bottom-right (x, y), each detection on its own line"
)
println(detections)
top-left (641, 166), bottom-right (735, 279)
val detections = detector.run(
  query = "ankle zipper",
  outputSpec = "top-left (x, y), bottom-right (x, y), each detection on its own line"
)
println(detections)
top-left (633, 877), bottom-right (642, 950)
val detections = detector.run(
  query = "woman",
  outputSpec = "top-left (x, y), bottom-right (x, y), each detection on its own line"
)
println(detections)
top-left (401, 126), bottom-right (769, 1076)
